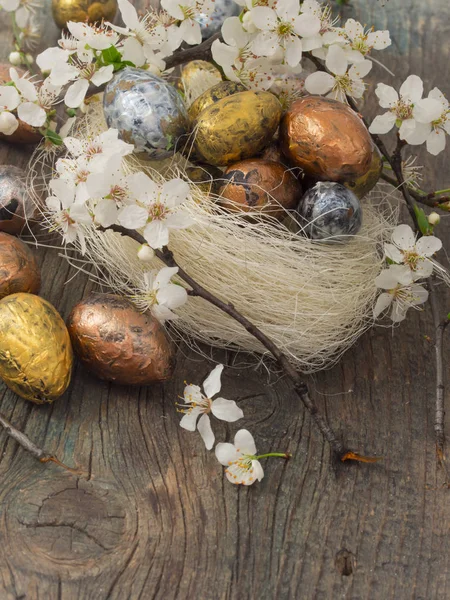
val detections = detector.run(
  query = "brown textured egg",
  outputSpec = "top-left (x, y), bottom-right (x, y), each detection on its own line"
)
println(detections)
top-left (344, 146), bottom-right (383, 198)
top-left (52, 0), bottom-right (118, 28)
top-left (0, 165), bottom-right (37, 234)
top-left (194, 90), bottom-right (283, 166)
top-left (219, 159), bottom-right (302, 219)
top-left (0, 293), bottom-right (73, 403)
top-left (68, 294), bottom-right (176, 385)
top-left (188, 81), bottom-right (246, 122)
top-left (0, 65), bottom-right (41, 144)
top-left (279, 96), bottom-right (373, 182)
top-left (0, 232), bottom-right (41, 299)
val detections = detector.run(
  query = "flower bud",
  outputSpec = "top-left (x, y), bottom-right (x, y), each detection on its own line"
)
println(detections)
top-left (9, 51), bottom-right (22, 66)
top-left (137, 244), bottom-right (155, 262)
top-left (25, 54), bottom-right (34, 65)
top-left (428, 212), bottom-right (440, 226)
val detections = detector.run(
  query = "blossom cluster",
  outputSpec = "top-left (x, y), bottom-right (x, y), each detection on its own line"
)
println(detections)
top-left (373, 224), bottom-right (442, 323)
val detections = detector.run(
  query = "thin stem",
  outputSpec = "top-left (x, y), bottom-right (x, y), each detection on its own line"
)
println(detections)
top-left (164, 33), bottom-right (221, 70)
top-left (0, 410), bottom-right (82, 474)
top-left (106, 225), bottom-right (349, 461)
top-left (380, 173), bottom-right (450, 209)
top-left (255, 452), bottom-right (292, 460)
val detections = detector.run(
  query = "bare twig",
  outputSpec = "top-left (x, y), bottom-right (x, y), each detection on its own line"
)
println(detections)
top-left (0, 410), bottom-right (82, 473)
top-left (165, 33), bottom-right (221, 70)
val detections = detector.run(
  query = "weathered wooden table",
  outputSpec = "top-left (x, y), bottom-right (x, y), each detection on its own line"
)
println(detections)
top-left (0, 1), bottom-right (449, 598)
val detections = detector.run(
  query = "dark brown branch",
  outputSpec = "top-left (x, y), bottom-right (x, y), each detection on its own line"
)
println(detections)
top-left (380, 173), bottom-right (450, 208)
top-left (0, 410), bottom-right (82, 473)
top-left (106, 225), bottom-right (353, 461)
top-left (164, 33), bottom-right (221, 70)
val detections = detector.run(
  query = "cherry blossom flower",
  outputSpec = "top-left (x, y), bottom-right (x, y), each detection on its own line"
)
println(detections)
top-left (384, 224), bottom-right (442, 280)
top-left (215, 429), bottom-right (264, 485)
top-left (305, 44), bottom-right (372, 101)
top-left (373, 267), bottom-right (428, 323)
top-left (138, 266), bottom-right (188, 322)
top-left (178, 364), bottom-right (244, 449)
top-left (55, 156), bottom-right (94, 204)
top-left (9, 68), bottom-right (61, 128)
top-left (118, 174), bottom-right (193, 249)
top-left (67, 21), bottom-right (120, 55)
top-left (337, 18), bottom-right (391, 63)
top-left (161, 0), bottom-right (214, 45)
top-left (412, 87), bottom-right (450, 155)
top-left (0, 85), bottom-right (20, 135)
top-left (250, 0), bottom-right (321, 67)
top-left (64, 129), bottom-right (134, 172)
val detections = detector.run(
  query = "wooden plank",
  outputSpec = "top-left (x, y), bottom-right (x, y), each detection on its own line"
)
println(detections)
top-left (0, 1), bottom-right (449, 598)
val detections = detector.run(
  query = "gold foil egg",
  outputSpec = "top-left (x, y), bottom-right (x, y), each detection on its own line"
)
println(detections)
top-left (219, 159), bottom-right (302, 219)
top-left (0, 293), bottom-right (73, 403)
top-left (279, 96), bottom-right (373, 182)
top-left (52, 0), bottom-right (118, 28)
top-left (0, 65), bottom-right (41, 144)
top-left (180, 60), bottom-right (222, 100)
top-left (344, 146), bottom-right (383, 198)
top-left (0, 232), bottom-right (41, 299)
top-left (188, 81), bottom-right (246, 122)
top-left (0, 165), bottom-right (37, 234)
top-left (194, 90), bottom-right (283, 167)
top-left (68, 294), bottom-right (176, 385)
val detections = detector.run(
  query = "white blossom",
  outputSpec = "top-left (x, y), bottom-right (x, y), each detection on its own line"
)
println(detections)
top-left (413, 87), bottom-right (450, 155)
top-left (179, 364), bottom-right (244, 449)
top-left (161, 0), bottom-right (214, 46)
top-left (215, 429), bottom-right (264, 485)
top-left (0, 85), bottom-right (20, 135)
top-left (384, 224), bottom-right (442, 280)
top-left (64, 128), bottom-right (134, 171)
top-left (139, 266), bottom-right (187, 322)
top-left (338, 18), bottom-right (391, 63)
top-left (373, 267), bottom-right (428, 323)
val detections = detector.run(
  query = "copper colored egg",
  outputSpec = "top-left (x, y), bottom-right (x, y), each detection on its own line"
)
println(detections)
top-left (344, 146), bottom-right (383, 199)
top-left (0, 232), bottom-right (41, 299)
top-left (52, 0), bottom-right (118, 29)
top-left (0, 65), bottom-right (41, 144)
top-left (219, 159), bottom-right (302, 219)
top-left (279, 96), bottom-right (372, 182)
top-left (68, 294), bottom-right (176, 385)
top-left (188, 81), bottom-right (246, 122)
top-left (0, 165), bottom-right (37, 234)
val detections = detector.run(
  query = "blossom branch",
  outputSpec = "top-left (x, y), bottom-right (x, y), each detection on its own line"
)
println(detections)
top-left (164, 33), bottom-right (222, 70)
top-left (380, 173), bottom-right (450, 208)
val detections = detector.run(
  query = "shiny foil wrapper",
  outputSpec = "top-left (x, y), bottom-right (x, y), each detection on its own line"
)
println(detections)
top-left (52, 0), bottom-right (118, 28)
top-left (344, 147), bottom-right (383, 199)
top-left (0, 65), bottom-right (41, 144)
top-left (194, 90), bottom-right (283, 167)
top-left (0, 165), bottom-right (36, 234)
top-left (0, 232), bottom-right (41, 299)
top-left (68, 294), bottom-right (176, 385)
top-left (280, 96), bottom-right (373, 182)
top-left (188, 81), bottom-right (246, 122)
top-left (220, 159), bottom-right (302, 219)
top-left (0, 293), bottom-right (73, 404)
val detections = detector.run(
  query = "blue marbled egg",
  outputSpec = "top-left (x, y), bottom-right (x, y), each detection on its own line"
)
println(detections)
top-left (298, 182), bottom-right (362, 241)
top-left (103, 67), bottom-right (189, 159)
top-left (198, 0), bottom-right (240, 40)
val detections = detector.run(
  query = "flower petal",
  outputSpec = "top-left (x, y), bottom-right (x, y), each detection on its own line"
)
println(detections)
top-left (390, 300), bottom-right (407, 323)
top-left (118, 0), bottom-right (139, 29)
top-left (409, 283), bottom-right (429, 305)
top-left (161, 178), bottom-right (190, 207)
top-left (143, 220), bottom-right (169, 249)
top-left (64, 78), bottom-right (89, 108)
top-left (121, 37), bottom-right (145, 67)
top-left (413, 98), bottom-right (444, 124)
top-left (118, 204), bottom-right (148, 229)
top-left (426, 129), bottom-right (446, 156)
top-left (250, 6), bottom-right (277, 31)
top-left (203, 364), bottom-right (223, 398)
top-left (399, 74), bottom-right (423, 103)
top-left (180, 407), bottom-right (201, 431)
top-left (304, 71), bottom-right (334, 95)
top-left (373, 292), bottom-right (393, 318)
top-left (369, 112), bottom-right (396, 134)
top-left (325, 44), bottom-right (347, 76)
top-left (156, 283), bottom-right (188, 310)
top-left (233, 429), bottom-right (257, 455)
top-left (416, 235), bottom-right (442, 257)
top-left (0, 111), bottom-right (19, 135)
top-left (215, 442), bottom-right (240, 466)
top-left (375, 83), bottom-right (399, 108)
top-left (183, 383), bottom-right (202, 405)
top-left (384, 242), bottom-right (404, 263)
top-left (251, 459), bottom-right (264, 482)
top-left (391, 224), bottom-right (415, 249)
top-left (95, 199), bottom-right (118, 227)
top-left (197, 413), bottom-right (215, 449)
top-left (293, 13), bottom-right (321, 37)
top-left (375, 268), bottom-right (400, 290)
top-left (17, 102), bottom-right (46, 127)
top-left (211, 398), bottom-right (244, 422)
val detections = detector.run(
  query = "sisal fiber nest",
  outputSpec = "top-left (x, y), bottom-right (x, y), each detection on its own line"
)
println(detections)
top-left (30, 98), bottom-right (399, 373)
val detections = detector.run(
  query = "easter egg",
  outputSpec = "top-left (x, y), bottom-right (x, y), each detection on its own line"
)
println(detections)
top-left (68, 294), bottom-right (176, 385)
top-left (0, 165), bottom-right (37, 234)
top-left (0, 293), bottom-right (73, 403)
top-left (0, 232), bottom-right (41, 299)
top-left (280, 96), bottom-right (372, 182)
top-left (344, 147), bottom-right (383, 199)
top-left (198, 0), bottom-right (240, 40)
top-left (52, 0), bottom-right (118, 29)
top-left (185, 164), bottom-right (223, 195)
top-left (180, 60), bottom-right (222, 105)
top-left (194, 90), bottom-right (282, 166)
top-left (0, 65), bottom-right (41, 144)
top-left (219, 159), bottom-right (302, 219)
top-left (188, 81), bottom-right (246, 122)
top-left (103, 68), bottom-right (189, 159)
top-left (297, 182), bottom-right (362, 240)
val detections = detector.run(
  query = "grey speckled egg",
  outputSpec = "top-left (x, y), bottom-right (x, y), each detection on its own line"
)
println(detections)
top-left (103, 67), bottom-right (189, 159)
top-left (298, 182), bottom-right (362, 241)
top-left (198, 0), bottom-right (240, 40)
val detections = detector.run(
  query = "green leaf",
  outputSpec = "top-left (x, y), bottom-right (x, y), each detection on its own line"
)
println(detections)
top-left (101, 46), bottom-right (122, 65)
top-left (413, 204), bottom-right (433, 235)
top-left (66, 108), bottom-right (77, 117)
top-left (44, 128), bottom-right (63, 146)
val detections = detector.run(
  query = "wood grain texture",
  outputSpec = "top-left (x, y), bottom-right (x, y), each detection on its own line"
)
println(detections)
top-left (0, 1), bottom-right (449, 598)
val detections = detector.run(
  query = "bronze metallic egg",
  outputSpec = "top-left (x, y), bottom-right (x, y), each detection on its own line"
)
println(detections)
top-left (0, 293), bottom-right (73, 404)
top-left (0, 65), bottom-right (41, 144)
top-left (52, 0), bottom-right (118, 28)
top-left (0, 165), bottom-right (37, 234)
top-left (194, 90), bottom-right (283, 167)
top-left (279, 96), bottom-right (373, 182)
top-left (68, 293), bottom-right (176, 385)
top-left (0, 232), bottom-right (41, 299)
top-left (343, 146), bottom-right (383, 199)
top-left (219, 159), bottom-right (302, 219)
top-left (188, 81), bottom-right (246, 122)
